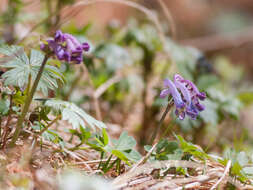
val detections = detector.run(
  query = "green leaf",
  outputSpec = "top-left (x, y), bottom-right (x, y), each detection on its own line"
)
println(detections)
top-left (167, 149), bottom-right (183, 160)
top-left (165, 39), bottom-right (200, 81)
top-left (113, 131), bottom-right (136, 151)
top-left (44, 99), bottom-right (106, 130)
top-left (197, 74), bottom-right (219, 91)
top-left (176, 135), bottom-right (209, 160)
top-left (0, 99), bottom-right (9, 115)
top-left (80, 126), bottom-right (91, 142)
top-left (199, 99), bottom-right (219, 126)
top-left (144, 145), bottom-right (152, 152)
top-left (221, 97), bottom-right (242, 119)
top-left (62, 108), bottom-right (84, 129)
top-left (0, 45), bottom-right (29, 65)
top-left (102, 128), bottom-right (109, 146)
top-left (95, 43), bottom-right (133, 71)
top-left (13, 90), bottom-right (26, 105)
top-left (42, 129), bottom-right (65, 147)
top-left (145, 139), bottom-right (183, 161)
top-left (156, 139), bottom-right (179, 154)
top-left (126, 23), bottom-right (162, 51)
top-left (238, 92), bottom-right (253, 106)
top-left (237, 152), bottom-right (249, 166)
top-left (111, 150), bottom-right (130, 165)
top-left (32, 121), bottom-right (45, 131)
top-left (108, 131), bottom-right (141, 164)
top-left (124, 150), bottom-right (142, 162)
top-left (231, 162), bottom-right (244, 179)
top-left (0, 45), bottom-right (64, 95)
top-left (243, 167), bottom-right (253, 175)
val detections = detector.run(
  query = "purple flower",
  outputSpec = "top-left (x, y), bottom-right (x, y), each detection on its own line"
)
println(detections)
top-left (41, 30), bottom-right (90, 64)
top-left (160, 74), bottom-right (206, 120)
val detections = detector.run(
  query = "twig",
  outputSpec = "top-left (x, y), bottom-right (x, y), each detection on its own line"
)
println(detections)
top-left (61, 0), bottom-right (166, 43)
top-left (94, 73), bottom-right (123, 99)
top-left (129, 142), bottom-right (157, 173)
top-left (38, 115), bottom-right (61, 135)
top-left (174, 182), bottom-right (202, 190)
top-left (73, 158), bottom-right (118, 165)
top-left (157, 0), bottom-right (176, 39)
top-left (113, 160), bottom-right (204, 188)
top-left (210, 160), bottom-right (231, 190)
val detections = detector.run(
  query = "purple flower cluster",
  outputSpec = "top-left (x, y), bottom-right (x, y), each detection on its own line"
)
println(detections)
top-left (160, 74), bottom-right (206, 120)
top-left (41, 30), bottom-right (90, 64)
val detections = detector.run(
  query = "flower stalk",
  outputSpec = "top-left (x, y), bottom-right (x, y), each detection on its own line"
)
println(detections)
top-left (149, 98), bottom-right (174, 145)
top-left (9, 55), bottom-right (49, 147)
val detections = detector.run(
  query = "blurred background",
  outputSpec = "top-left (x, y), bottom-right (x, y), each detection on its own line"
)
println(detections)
top-left (1, 0), bottom-right (253, 154)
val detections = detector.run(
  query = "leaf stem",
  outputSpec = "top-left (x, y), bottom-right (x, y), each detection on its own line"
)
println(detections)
top-left (39, 115), bottom-right (61, 136)
top-left (149, 99), bottom-right (174, 145)
top-left (9, 55), bottom-right (49, 147)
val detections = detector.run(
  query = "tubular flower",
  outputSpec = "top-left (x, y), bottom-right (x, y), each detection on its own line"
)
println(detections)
top-left (160, 74), bottom-right (206, 120)
top-left (41, 30), bottom-right (90, 64)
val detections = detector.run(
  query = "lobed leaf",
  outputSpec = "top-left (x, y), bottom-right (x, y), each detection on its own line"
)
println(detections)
top-left (44, 99), bottom-right (106, 130)
top-left (0, 45), bottom-right (64, 95)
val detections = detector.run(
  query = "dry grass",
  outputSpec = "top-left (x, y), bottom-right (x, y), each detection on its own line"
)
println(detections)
top-left (1, 133), bottom-right (253, 190)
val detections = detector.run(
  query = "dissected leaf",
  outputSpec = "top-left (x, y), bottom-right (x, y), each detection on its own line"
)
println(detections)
top-left (95, 43), bottom-right (133, 71)
top-left (44, 99), bottom-right (106, 130)
top-left (0, 45), bottom-right (64, 95)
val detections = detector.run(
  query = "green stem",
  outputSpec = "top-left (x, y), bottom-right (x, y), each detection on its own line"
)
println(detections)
top-left (149, 99), bottom-right (173, 145)
top-left (39, 115), bottom-right (61, 135)
top-left (102, 154), bottom-right (113, 172)
top-left (9, 55), bottom-right (49, 147)
top-left (116, 159), bottom-right (121, 174)
top-left (98, 151), bottom-right (104, 169)
top-left (104, 157), bottom-right (118, 173)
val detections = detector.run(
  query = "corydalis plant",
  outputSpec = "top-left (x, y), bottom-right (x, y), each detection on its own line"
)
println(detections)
top-left (10, 31), bottom-right (90, 147)
top-left (160, 74), bottom-right (206, 120)
top-left (41, 30), bottom-right (90, 64)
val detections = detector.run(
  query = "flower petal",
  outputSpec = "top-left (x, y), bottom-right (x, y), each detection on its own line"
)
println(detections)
top-left (174, 78), bottom-right (191, 105)
top-left (55, 30), bottom-right (64, 42)
top-left (184, 79), bottom-right (206, 100)
top-left (174, 74), bottom-right (184, 82)
top-left (82, 42), bottom-right (90, 52)
top-left (175, 109), bottom-right (185, 120)
top-left (160, 89), bottom-right (170, 98)
top-left (195, 103), bottom-right (205, 111)
top-left (164, 79), bottom-right (185, 108)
